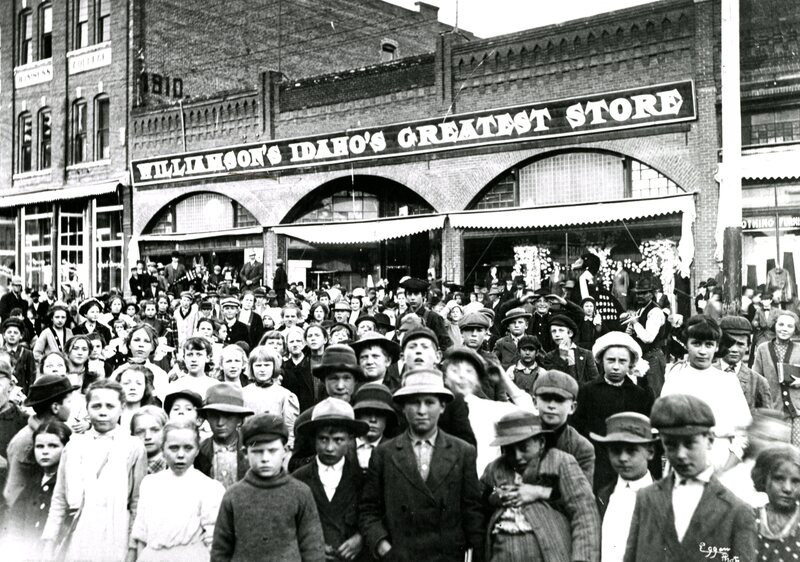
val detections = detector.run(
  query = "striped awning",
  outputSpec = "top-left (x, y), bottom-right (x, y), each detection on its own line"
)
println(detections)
top-left (0, 180), bottom-right (120, 208)
top-left (272, 214), bottom-right (446, 244)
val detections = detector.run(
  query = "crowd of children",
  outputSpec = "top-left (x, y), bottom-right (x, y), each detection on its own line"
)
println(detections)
top-left (0, 272), bottom-right (799, 561)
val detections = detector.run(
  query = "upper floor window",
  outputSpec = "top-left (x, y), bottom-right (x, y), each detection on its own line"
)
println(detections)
top-left (743, 108), bottom-right (800, 146)
top-left (18, 112), bottom-right (33, 173)
top-left (96, 0), bottom-right (111, 42)
top-left (381, 41), bottom-right (398, 63)
top-left (74, 0), bottom-right (89, 50)
top-left (72, 99), bottom-right (88, 164)
top-left (39, 108), bottom-right (52, 169)
top-left (18, 10), bottom-right (32, 65)
top-left (95, 95), bottom-right (110, 160)
top-left (39, 3), bottom-right (52, 59)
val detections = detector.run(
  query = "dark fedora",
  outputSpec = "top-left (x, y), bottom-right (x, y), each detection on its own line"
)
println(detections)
top-left (24, 375), bottom-right (79, 407)
top-left (631, 277), bottom-right (657, 293)
top-left (295, 398), bottom-right (369, 438)
top-left (353, 383), bottom-right (398, 421)
top-left (373, 312), bottom-right (393, 330)
top-left (312, 344), bottom-right (365, 380)
top-left (354, 315), bottom-right (378, 328)
top-left (200, 383), bottom-right (254, 416)
top-left (350, 331), bottom-right (401, 362)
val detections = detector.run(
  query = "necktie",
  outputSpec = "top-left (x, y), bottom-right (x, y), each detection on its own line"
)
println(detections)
top-left (725, 363), bottom-right (737, 373)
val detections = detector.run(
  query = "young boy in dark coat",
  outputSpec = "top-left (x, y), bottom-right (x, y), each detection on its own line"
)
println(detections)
top-left (211, 413), bottom-right (325, 562)
top-left (293, 398), bottom-right (369, 561)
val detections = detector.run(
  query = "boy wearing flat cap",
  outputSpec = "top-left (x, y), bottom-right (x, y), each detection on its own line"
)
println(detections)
top-left (211, 413), bottom-right (325, 562)
top-left (293, 398), bottom-right (370, 562)
top-left (624, 394), bottom-right (756, 562)
top-left (398, 277), bottom-right (452, 350)
top-left (359, 369), bottom-right (484, 561)
top-left (1, 317), bottom-right (36, 395)
top-left (592, 412), bottom-right (657, 562)
top-left (458, 313), bottom-right (508, 402)
top-left (716, 315), bottom-right (771, 413)
top-left (195, 383), bottom-right (254, 489)
top-left (352, 383), bottom-right (399, 471)
top-left (541, 315), bottom-right (599, 385)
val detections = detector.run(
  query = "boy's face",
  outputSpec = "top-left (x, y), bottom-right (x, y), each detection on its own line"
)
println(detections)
top-left (222, 304), bottom-right (239, 321)
top-left (766, 461), bottom-right (800, 511)
top-left (406, 290), bottom-right (423, 307)
top-left (519, 346), bottom-right (537, 363)
top-left (144, 304), bottom-right (156, 318)
top-left (333, 310), bottom-right (349, 323)
top-left (508, 318), bottom-right (527, 337)
top-left (723, 334), bottom-right (749, 365)
top-left (603, 346), bottom-right (631, 383)
top-left (87, 388), bottom-right (122, 434)
top-left (282, 309), bottom-right (298, 326)
top-left (460, 326), bottom-right (487, 349)
top-left (324, 371), bottom-right (356, 402)
top-left (550, 325), bottom-right (573, 346)
top-left (3, 327), bottom-right (20, 346)
top-left (401, 395), bottom-right (444, 436)
top-left (582, 302), bottom-right (595, 316)
top-left (180, 296), bottom-right (192, 309)
top-left (222, 354), bottom-right (244, 378)
top-left (206, 411), bottom-right (243, 443)
top-left (356, 410), bottom-right (387, 442)
top-left (133, 414), bottom-right (165, 457)
top-left (252, 361), bottom-right (275, 383)
top-left (504, 435), bottom-right (544, 474)
top-left (662, 433), bottom-right (712, 479)
top-left (315, 426), bottom-right (352, 466)
top-left (287, 332), bottom-right (304, 356)
top-left (444, 360), bottom-right (480, 396)
top-left (534, 297), bottom-right (550, 315)
top-left (686, 338), bottom-right (717, 370)
top-left (169, 398), bottom-right (199, 424)
top-left (607, 442), bottom-right (654, 481)
top-left (359, 346), bottom-right (390, 381)
top-left (184, 348), bottom-right (209, 375)
top-left (403, 337), bottom-right (440, 369)
top-left (357, 320), bottom-right (376, 336)
top-left (535, 393), bottom-right (576, 428)
top-left (247, 438), bottom-right (287, 478)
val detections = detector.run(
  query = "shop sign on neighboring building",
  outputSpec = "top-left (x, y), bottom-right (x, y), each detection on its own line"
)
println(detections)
top-left (743, 215), bottom-right (800, 230)
top-left (14, 59), bottom-right (53, 89)
top-left (68, 43), bottom-right (112, 75)
top-left (132, 80), bottom-right (696, 186)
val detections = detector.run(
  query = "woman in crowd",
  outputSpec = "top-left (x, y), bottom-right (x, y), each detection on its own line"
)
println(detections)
top-left (238, 290), bottom-right (264, 348)
top-left (101, 295), bottom-right (135, 329)
top-left (72, 298), bottom-right (112, 344)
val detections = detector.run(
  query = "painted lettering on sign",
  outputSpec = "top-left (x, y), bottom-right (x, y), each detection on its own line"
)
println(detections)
top-left (743, 216), bottom-right (800, 230)
top-left (141, 72), bottom-right (184, 99)
top-left (132, 80), bottom-right (697, 186)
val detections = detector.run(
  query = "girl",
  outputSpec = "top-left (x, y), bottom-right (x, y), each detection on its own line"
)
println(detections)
top-left (111, 324), bottom-right (170, 399)
top-left (126, 300), bottom-right (141, 323)
top-left (218, 344), bottom-right (249, 386)
top-left (5, 421), bottom-right (71, 555)
top-left (259, 330), bottom-right (287, 360)
top-left (238, 290), bottom-right (264, 348)
top-left (131, 406), bottom-right (169, 474)
top-left (329, 323), bottom-right (354, 345)
top-left (754, 444), bottom-right (800, 561)
top-left (304, 324), bottom-right (328, 371)
top-left (101, 295), bottom-right (135, 329)
top-left (105, 317), bottom-right (132, 373)
top-left (753, 310), bottom-right (800, 446)
top-left (40, 350), bottom-right (69, 377)
top-left (32, 302), bottom-right (72, 365)
top-left (73, 298), bottom-right (113, 345)
top-left (128, 421), bottom-right (225, 562)
top-left (65, 335), bottom-right (102, 393)
top-left (242, 346), bottom-right (299, 448)
top-left (117, 364), bottom-right (159, 432)
top-left (444, 303), bottom-right (464, 349)
top-left (307, 302), bottom-right (329, 327)
top-left (42, 379), bottom-right (148, 561)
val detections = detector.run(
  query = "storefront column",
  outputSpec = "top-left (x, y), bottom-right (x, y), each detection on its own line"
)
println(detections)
top-left (441, 219), bottom-right (463, 284)
top-left (262, 229), bottom-right (279, 287)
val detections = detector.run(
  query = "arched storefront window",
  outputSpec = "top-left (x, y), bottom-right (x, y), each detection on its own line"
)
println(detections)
top-left (145, 192), bottom-right (258, 235)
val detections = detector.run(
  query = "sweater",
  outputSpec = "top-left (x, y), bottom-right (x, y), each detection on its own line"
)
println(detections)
top-left (211, 469), bottom-right (325, 562)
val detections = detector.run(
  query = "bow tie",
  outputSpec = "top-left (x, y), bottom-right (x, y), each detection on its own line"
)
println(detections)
top-left (725, 363), bottom-right (737, 373)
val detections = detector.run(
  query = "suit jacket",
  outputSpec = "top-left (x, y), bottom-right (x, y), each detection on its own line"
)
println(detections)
top-left (7, 347), bottom-right (36, 395)
top-left (623, 474), bottom-right (756, 562)
top-left (194, 435), bottom-right (249, 482)
top-left (292, 457), bottom-right (367, 560)
top-left (359, 430), bottom-right (485, 562)
top-left (239, 261), bottom-right (263, 286)
top-left (553, 424), bottom-right (596, 485)
top-left (596, 481), bottom-right (613, 520)
top-left (751, 339), bottom-right (800, 412)
top-left (542, 345), bottom-right (600, 385)
top-left (492, 335), bottom-right (519, 370)
top-left (732, 363), bottom-right (771, 414)
top-left (282, 357), bottom-right (318, 414)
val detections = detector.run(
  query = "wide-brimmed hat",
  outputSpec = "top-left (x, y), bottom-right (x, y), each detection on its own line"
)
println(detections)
top-left (650, 394), bottom-right (716, 436)
top-left (748, 409), bottom-right (791, 443)
top-left (78, 298), bottom-right (103, 317)
top-left (393, 368), bottom-right (453, 403)
top-left (353, 383), bottom-right (398, 421)
top-left (592, 331), bottom-right (642, 364)
top-left (163, 389), bottom-right (204, 414)
top-left (296, 397), bottom-right (369, 438)
top-left (24, 375), bottom-right (79, 407)
top-left (549, 314), bottom-right (578, 335)
top-left (373, 312), bottom-right (393, 330)
top-left (590, 412), bottom-right (658, 444)
top-left (490, 410), bottom-right (552, 447)
top-left (502, 307), bottom-right (531, 325)
top-left (632, 277), bottom-right (657, 293)
top-left (350, 331), bottom-right (401, 361)
top-left (355, 315), bottom-right (377, 328)
top-left (200, 383), bottom-right (254, 416)
top-left (312, 344), bottom-right (365, 380)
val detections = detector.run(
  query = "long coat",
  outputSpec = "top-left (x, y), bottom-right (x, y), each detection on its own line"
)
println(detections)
top-left (751, 339), bottom-right (800, 412)
top-left (623, 474), bottom-right (757, 562)
top-left (542, 346), bottom-right (600, 385)
top-left (293, 457), bottom-right (368, 561)
top-left (359, 430), bottom-right (485, 562)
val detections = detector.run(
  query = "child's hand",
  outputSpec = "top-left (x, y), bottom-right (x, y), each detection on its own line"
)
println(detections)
top-left (514, 483), bottom-right (552, 505)
top-left (337, 533), bottom-right (364, 560)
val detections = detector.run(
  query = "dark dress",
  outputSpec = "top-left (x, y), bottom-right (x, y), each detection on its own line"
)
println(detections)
top-left (755, 506), bottom-right (800, 562)
top-left (6, 472), bottom-right (57, 545)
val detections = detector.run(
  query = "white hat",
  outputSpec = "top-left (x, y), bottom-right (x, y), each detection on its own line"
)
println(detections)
top-left (592, 331), bottom-right (642, 365)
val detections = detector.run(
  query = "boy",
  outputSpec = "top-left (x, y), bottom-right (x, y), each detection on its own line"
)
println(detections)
top-left (352, 383), bottom-right (398, 471)
top-left (533, 369), bottom-right (595, 483)
top-left (716, 315), bottom-right (771, 413)
top-left (494, 307), bottom-right (531, 370)
top-left (542, 315), bottom-right (599, 384)
top-left (591, 412), bottom-right (657, 562)
top-left (195, 383), bottom-right (254, 489)
top-left (211, 413), bottom-right (325, 562)
top-left (293, 398), bottom-right (370, 561)
top-left (458, 312), bottom-right (507, 401)
top-left (661, 315), bottom-right (751, 470)
top-left (505, 335), bottom-right (544, 396)
top-left (173, 291), bottom-right (197, 347)
top-left (1, 317), bottom-right (36, 395)
top-left (623, 394), bottom-right (756, 562)
top-left (163, 337), bottom-right (218, 400)
top-left (360, 369), bottom-right (484, 560)
top-left (220, 297), bottom-right (250, 345)
top-left (575, 297), bottom-right (602, 350)
top-left (3, 374), bottom-right (76, 506)
top-left (350, 331), bottom-right (401, 390)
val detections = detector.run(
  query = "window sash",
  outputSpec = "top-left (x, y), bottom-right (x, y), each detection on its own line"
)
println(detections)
top-left (97, 0), bottom-right (111, 42)
top-left (95, 98), bottom-right (110, 160)
top-left (18, 113), bottom-right (33, 173)
top-left (40, 5), bottom-right (52, 59)
top-left (75, 0), bottom-right (89, 49)
top-left (72, 102), bottom-right (88, 163)
top-left (39, 110), bottom-right (51, 169)
top-left (19, 11), bottom-right (32, 65)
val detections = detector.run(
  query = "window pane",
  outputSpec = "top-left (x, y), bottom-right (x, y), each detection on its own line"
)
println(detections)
top-left (73, 101), bottom-right (87, 163)
top-left (76, 0), bottom-right (89, 49)
top-left (40, 5), bottom-right (52, 59)
top-left (97, 246), bottom-right (122, 293)
top-left (96, 208), bottom-right (123, 243)
top-left (19, 114), bottom-right (32, 173)
top-left (95, 97), bottom-right (110, 160)
top-left (39, 110), bottom-right (51, 169)
top-left (518, 152), bottom-right (624, 206)
top-left (19, 11), bottom-right (32, 64)
top-left (97, 0), bottom-right (111, 42)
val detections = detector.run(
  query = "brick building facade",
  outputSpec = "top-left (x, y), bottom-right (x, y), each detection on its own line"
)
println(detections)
top-left (0, 0), bottom-right (456, 295)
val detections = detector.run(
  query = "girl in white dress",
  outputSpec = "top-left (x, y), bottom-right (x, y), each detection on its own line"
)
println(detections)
top-left (127, 420), bottom-right (225, 562)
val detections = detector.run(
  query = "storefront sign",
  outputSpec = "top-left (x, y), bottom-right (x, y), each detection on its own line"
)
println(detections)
top-left (743, 216), bottom-right (800, 230)
top-left (14, 60), bottom-right (53, 89)
top-left (132, 80), bottom-right (696, 186)
top-left (68, 43), bottom-right (112, 75)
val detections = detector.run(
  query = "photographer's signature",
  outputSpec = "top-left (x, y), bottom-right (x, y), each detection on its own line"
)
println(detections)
top-left (698, 542), bottom-right (739, 561)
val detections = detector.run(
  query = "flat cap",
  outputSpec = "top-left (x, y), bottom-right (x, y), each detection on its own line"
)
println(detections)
top-left (549, 314), bottom-right (578, 335)
top-left (241, 413), bottom-right (289, 445)
top-left (402, 326), bottom-right (439, 350)
top-left (590, 412), bottom-right (658, 444)
top-left (458, 312), bottom-right (490, 330)
top-left (1, 317), bottom-right (25, 333)
top-left (719, 315), bottom-right (752, 336)
top-left (650, 394), bottom-right (716, 436)
top-left (220, 296), bottom-right (240, 308)
top-left (532, 369), bottom-right (579, 399)
top-left (399, 277), bottom-right (430, 293)
top-left (517, 335), bottom-right (541, 350)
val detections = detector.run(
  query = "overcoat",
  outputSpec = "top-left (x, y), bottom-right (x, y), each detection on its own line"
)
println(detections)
top-left (542, 346), bottom-right (600, 385)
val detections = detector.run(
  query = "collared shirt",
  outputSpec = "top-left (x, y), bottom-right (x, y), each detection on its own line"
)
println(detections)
top-left (602, 472), bottom-right (653, 562)
top-left (356, 437), bottom-right (381, 470)
top-left (317, 457), bottom-right (345, 501)
top-left (633, 304), bottom-right (666, 344)
top-left (672, 466), bottom-right (714, 542)
top-left (719, 359), bottom-right (740, 375)
top-left (147, 454), bottom-right (168, 475)
top-left (212, 439), bottom-right (238, 490)
top-left (409, 430), bottom-right (437, 481)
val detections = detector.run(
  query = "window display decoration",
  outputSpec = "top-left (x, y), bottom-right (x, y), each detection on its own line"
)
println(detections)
top-left (512, 245), bottom-right (556, 290)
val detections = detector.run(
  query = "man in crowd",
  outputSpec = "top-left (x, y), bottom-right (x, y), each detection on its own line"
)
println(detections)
top-left (273, 259), bottom-right (288, 307)
top-left (239, 250), bottom-right (263, 289)
top-left (0, 277), bottom-right (25, 322)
